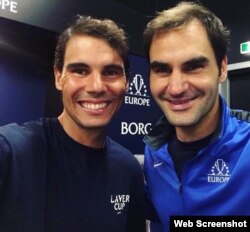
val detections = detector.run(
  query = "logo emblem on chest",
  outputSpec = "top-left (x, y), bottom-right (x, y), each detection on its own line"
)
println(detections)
top-left (110, 194), bottom-right (130, 214)
top-left (207, 159), bottom-right (231, 183)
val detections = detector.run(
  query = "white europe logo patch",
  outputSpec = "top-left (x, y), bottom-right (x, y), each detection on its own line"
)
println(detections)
top-left (125, 74), bottom-right (150, 107)
top-left (110, 194), bottom-right (130, 214)
top-left (207, 159), bottom-right (231, 183)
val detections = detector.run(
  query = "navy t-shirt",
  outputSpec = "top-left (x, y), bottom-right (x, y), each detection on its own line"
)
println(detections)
top-left (0, 118), bottom-right (145, 232)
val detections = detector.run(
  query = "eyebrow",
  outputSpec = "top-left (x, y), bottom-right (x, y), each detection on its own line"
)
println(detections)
top-left (66, 63), bottom-right (89, 71)
top-left (182, 56), bottom-right (209, 67)
top-left (66, 63), bottom-right (124, 72)
top-left (150, 61), bottom-right (170, 69)
top-left (104, 64), bottom-right (124, 72)
top-left (150, 56), bottom-right (209, 70)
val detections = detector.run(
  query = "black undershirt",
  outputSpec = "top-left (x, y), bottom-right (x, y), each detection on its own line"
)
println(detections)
top-left (168, 131), bottom-right (214, 179)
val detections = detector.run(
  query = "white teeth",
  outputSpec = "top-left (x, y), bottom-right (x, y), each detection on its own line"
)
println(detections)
top-left (81, 102), bottom-right (107, 110)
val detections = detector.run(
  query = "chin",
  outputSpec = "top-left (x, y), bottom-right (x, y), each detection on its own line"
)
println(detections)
top-left (167, 117), bottom-right (193, 126)
top-left (80, 121), bottom-right (110, 129)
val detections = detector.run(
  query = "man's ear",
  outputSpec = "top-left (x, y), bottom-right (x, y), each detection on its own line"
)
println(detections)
top-left (54, 66), bottom-right (63, 90)
top-left (219, 55), bottom-right (228, 83)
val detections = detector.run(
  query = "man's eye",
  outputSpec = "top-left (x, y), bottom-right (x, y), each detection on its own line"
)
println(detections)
top-left (184, 63), bottom-right (205, 72)
top-left (103, 69), bottom-right (123, 77)
top-left (71, 68), bottom-right (88, 76)
top-left (151, 66), bottom-right (171, 75)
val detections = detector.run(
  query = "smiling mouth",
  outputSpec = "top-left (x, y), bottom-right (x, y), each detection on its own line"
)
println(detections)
top-left (169, 99), bottom-right (191, 105)
top-left (168, 96), bottom-right (196, 105)
top-left (79, 102), bottom-right (108, 110)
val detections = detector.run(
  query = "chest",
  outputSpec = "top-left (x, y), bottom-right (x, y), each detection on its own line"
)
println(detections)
top-left (44, 149), bottom-right (132, 231)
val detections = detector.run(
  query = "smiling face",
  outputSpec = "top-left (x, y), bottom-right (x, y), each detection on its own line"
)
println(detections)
top-left (149, 20), bottom-right (227, 141)
top-left (54, 35), bottom-right (127, 140)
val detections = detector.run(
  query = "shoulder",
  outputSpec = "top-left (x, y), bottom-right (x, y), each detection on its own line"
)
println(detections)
top-left (221, 109), bottom-right (250, 148)
top-left (0, 119), bottom-right (50, 176)
top-left (106, 137), bottom-right (142, 170)
top-left (106, 136), bottom-right (133, 156)
top-left (0, 118), bottom-right (51, 151)
top-left (228, 109), bottom-right (250, 133)
top-left (0, 117), bottom-right (55, 135)
top-left (230, 109), bottom-right (250, 123)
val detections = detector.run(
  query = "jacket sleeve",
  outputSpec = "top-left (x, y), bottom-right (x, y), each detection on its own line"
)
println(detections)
top-left (0, 136), bottom-right (11, 200)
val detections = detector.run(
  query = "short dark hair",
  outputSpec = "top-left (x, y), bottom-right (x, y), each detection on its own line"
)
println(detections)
top-left (143, 1), bottom-right (230, 69)
top-left (54, 15), bottom-right (130, 78)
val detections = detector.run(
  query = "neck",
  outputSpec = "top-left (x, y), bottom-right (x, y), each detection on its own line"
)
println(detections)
top-left (58, 113), bottom-right (106, 148)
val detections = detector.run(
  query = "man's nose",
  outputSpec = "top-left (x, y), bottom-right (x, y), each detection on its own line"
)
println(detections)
top-left (167, 71), bottom-right (188, 95)
top-left (85, 72), bottom-right (106, 93)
